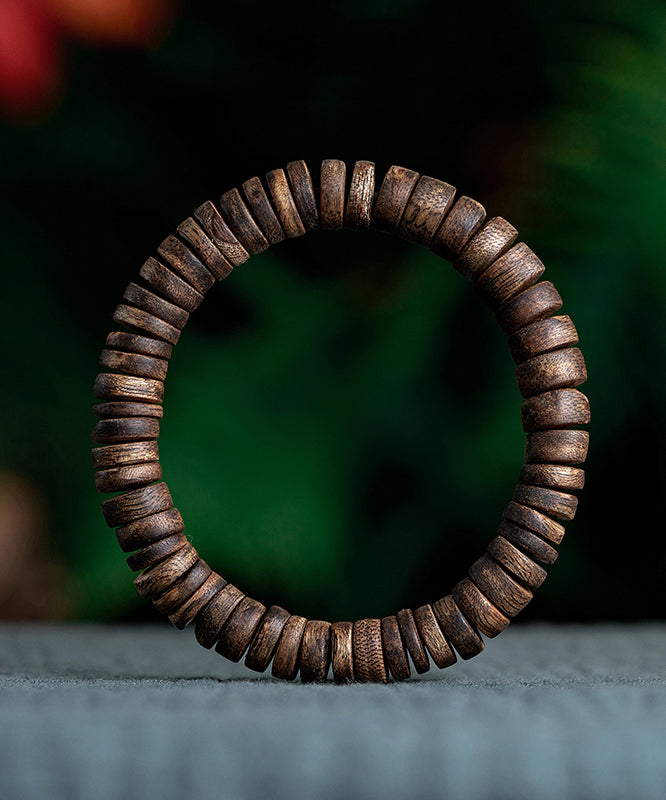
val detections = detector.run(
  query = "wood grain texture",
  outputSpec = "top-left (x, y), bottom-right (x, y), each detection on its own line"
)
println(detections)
top-left (126, 533), bottom-right (187, 572)
top-left (138, 256), bottom-right (204, 312)
top-left (194, 583), bottom-right (244, 649)
top-left (115, 508), bottom-right (184, 553)
top-left (193, 200), bottom-right (250, 266)
top-left (93, 401), bottom-right (163, 419)
top-left (286, 160), bottom-right (319, 231)
top-left (469, 555), bottom-right (533, 617)
top-left (176, 217), bottom-right (233, 281)
top-left (105, 331), bottom-right (172, 360)
top-left (266, 168), bottom-right (305, 238)
top-left (319, 159), bottom-right (346, 230)
top-left (454, 216), bottom-right (518, 280)
top-left (330, 621), bottom-right (354, 684)
top-left (475, 243), bottom-right (545, 309)
top-left (94, 373), bottom-right (163, 404)
top-left (513, 484), bottom-right (578, 521)
top-left (525, 430), bottom-right (590, 465)
top-left (101, 481), bottom-right (172, 528)
top-left (398, 175), bottom-right (455, 246)
top-left (95, 461), bottom-right (162, 493)
top-left (516, 347), bottom-right (587, 398)
top-left (242, 177), bottom-right (286, 244)
top-left (431, 595), bottom-right (484, 660)
top-left (133, 543), bottom-right (198, 597)
top-left (520, 463), bottom-right (585, 492)
top-left (452, 578), bottom-right (510, 638)
top-left (497, 520), bottom-right (559, 565)
top-left (168, 573), bottom-right (227, 630)
top-left (487, 537), bottom-right (547, 589)
top-left (92, 441), bottom-right (159, 470)
top-left (123, 283), bottom-right (189, 329)
top-left (521, 388), bottom-right (591, 432)
top-left (99, 350), bottom-right (168, 381)
top-left (245, 605), bottom-right (290, 673)
top-left (431, 196), bottom-right (486, 261)
top-left (380, 615), bottom-right (411, 681)
top-left (396, 608), bottom-right (429, 674)
top-left (345, 160), bottom-right (375, 230)
top-left (113, 304), bottom-right (181, 346)
top-left (215, 596), bottom-right (267, 662)
top-left (152, 559), bottom-right (212, 614)
top-left (495, 281), bottom-right (563, 335)
top-left (92, 417), bottom-right (159, 444)
top-left (504, 501), bottom-right (565, 544)
top-left (157, 235), bottom-right (215, 293)
top-left (218, 189), bottom-right (269, 254)
top-left (413, 604), bottom-right (456, 668)
top-left (271, 614), bottom-right (307, 681)
top-left (509, 315), bottom-right (579, 363)
top-left (352, 619), bottom-right (388, 683)
top-left (372, 165), bottom-right (419, 234)
top-left (299, 620), bottom-right (331, 683)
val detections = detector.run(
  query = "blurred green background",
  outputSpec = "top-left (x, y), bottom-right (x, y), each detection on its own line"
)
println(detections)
top-left (0, 0), bottom-right (664, 623)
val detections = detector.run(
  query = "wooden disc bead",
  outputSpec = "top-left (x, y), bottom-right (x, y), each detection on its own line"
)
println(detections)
top-left (504, 501), bottom-right (565, 544)
top-left (286, 160), bottom-right (319, 231)
top-left (396, 608), bottom-right (429, 674)
top-left (497, 520), bottom-right (559, 565)
top-left (299, 620), bottom-right (331, 683)
top-left (242, 177), bottom-right (286, 244)
top-left (101, 481), bottom-right (172, 528)
top-left (521, 388), bottom-right (590, 432)
top-left (266, 168), bottom-right (305, 238)
top-left (195, 583), bottom-right (244, 649)
top-left (245, 605), bottom-right (290, 673)
top-left (100, 350), bottom-right (168, 381)
top-left (345, 160), bottom-right (375, 230)
top-left (169, 573), bottom-right (227, 630)
top-left (469, 555), bottom-right (533, 617)
top-left (93, 402), bottom-right (163, 419)
top-left (319, 159), bottom-right (346, 231)
top-left (487, 537), bottom-right (547, 590)
top-left (454, 216), bottom-right (518, 280)
top-left (496, 281), bottom-right (563, 335)
top-left (126, 533), bottom-right (188, 573)
top-left (372, 165), bottom-right (419, 234)
top-left (95, 462), bottom-right (162, 493)
top-left (113, 304), bottom-right (180, 346)
top-left (520, 463), bottom-right (585, 492)
top-left (352, 619), bottom-right (388, 683)
top-left (516, 347), bottom-right (587, 398)
top-left (218, 189), bottom-right (269, 254)
top-left (139, 257), bottom-right (204, 312)
top-left (398, 175), bottom-right (455, 246)
top-left (215, 596), bottom-right (267, 662)
top-left (123, 283), bottom-right (189, 329)
top-left (330, 621), bottom-right (354, 684)
top-left (92, 441), bottom-right (159, 470)
top-left (133, 543), bottom-right (198, 596)
top-left (513, 485), bottom-right (578, 521)
top-left (475, 243), bottom-right (545, 309)
top-left (380, 615), bottom-right (411, 681)
top-left (525, 430), bottom-right (589, 465)
top-left (431, 196), bottom-right (486, 261)
top-left (509, 315), bottom-right (579, 363)
top-left (431, 595), bottom-right (484, 660)
top-left (413, 604), bottom-right (456, 668)
top-left (91, 417), bottom-right (159, 444)
top-left (94, 374), bottom-right (163, 405)
top-left (452, 578), bottom-right (510, 638)
top-left (157, 235), bottom-right (215, 294)
top-left (176, 217), bottom-right (233, 281)
top-left (152, 559), bottom-right (213, 614)
top-left (115, 508), bottom-right (184, 552)
top-left (272, 614), bottom-right (307, 681)
top-left (106, 331), bottom-right (172, 360)
top-left (192, 201), bottom-right (249, 267)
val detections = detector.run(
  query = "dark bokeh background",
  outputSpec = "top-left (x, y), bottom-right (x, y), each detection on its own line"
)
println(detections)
top-left (0, 0), bottom-right (664, 623)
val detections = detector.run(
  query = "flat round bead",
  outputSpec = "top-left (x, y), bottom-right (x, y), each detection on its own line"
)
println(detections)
top-left (319, 159), bottom-right (346, 231)
top-left (193, 200), bottom-right (250, 266)
top-left (152, 559), bottom-right (212, 614)
top-left (469, 555), bottom-right (533, 617)
top-left (218, 189), bottom-right (269, 254)
top-left (521, 388), bottom-right (590, 432)
top-left (94, 374), bottom-right (163, 404)
top-left (176, 217), bottom-right (232, 280)
top-left (497, 520), bottom-right (559, 565)
top-left (475, 243), bottom-right (545, 309)
top-left (513, 485), bottom-right (578, 521)
top-left (299, 620), bottom-right (331, 683)
top-left (105, 331), bottom-right (172, 360)
top-left (100, 349), bottom-right (168, 381)
top-left (92, 441), bottom-right (159, 470)
top-left (396, 608), bottom-right (429, 674)
top-left (245, 605), bottom-right (290, 673)
top-left (266, 168), bottom-right (305, 238)
top-left (398, 175), bottom-right (455, 246)
top-left (157, 235), bottom-right (215, 293)
top-left (352, 619), bottom-right (387, 683)
top-left (504, 501), bottom-right (565, 544)
top-left (372, 165), bottom-right (419, 234)
top-left (380, 615), bottom-right (411, 681)
top-left (195, 583), bottom-right (244, 649)
top-left (495, 281), bottom-right (563, 335)
top-left (345, 160), bottom-right (375, 230)
top-left (272, 614), bottom-right (307, 681)
top-left (123, 283), bottom-right (189, 329)
top-left (133, 543), bottom-right (198, 596)
top-left (520, 463), bottom-right (585, 492)
top-left (431, 196), bottom-right (485, 261)
top-left (286, 160), bottom-right (319, 231)
top-left (91, 417), bottom-right (160, 444)
top-left (516, 347), bottom-right (587, 398)
top-left (330, 621), bottom-right (354, 684)
top-left (525, 430), bottom-right (589, 465)
top-left (242, 177), bottom-right (285, 244)
top-left (115, 508), bottom-right (184, 552)
top-left (113, 304), bottom-right (180, 345)
top-left (487, 537), bottom-right (547, 589)
top-left (95, 462), bottom-right (162, 493)
top-left (454, 216), bottom-right (518, 280)
top-left (413, 604), bottom-right (456, 668)
top-left (138, 257), bottom-right (204, 312)
top-left (431, 595), bottom-right (484, 660)
top-left (509, 315), bottom-right (579, 363)
top-left (452, 578), bottom-right (510, 638)
top-left (215, 597), bottom-right (267, 662)
top-left (101, 481), bottom-right (172, 528)
top-left (126, 533), bottom-right (187, 572)
top-left (169, 573), bottom-right (227, 630)
top-left (93, 402), bottom-right (163, 419)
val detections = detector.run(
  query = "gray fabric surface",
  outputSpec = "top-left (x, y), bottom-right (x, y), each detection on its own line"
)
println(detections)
top-left (0, 622), bottom-right (665, 800)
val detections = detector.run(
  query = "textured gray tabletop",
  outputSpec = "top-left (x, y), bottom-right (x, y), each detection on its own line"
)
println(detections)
top-left (1, 622), bottom-right (665, 800)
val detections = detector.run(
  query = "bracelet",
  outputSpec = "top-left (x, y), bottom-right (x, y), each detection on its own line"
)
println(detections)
top-left (92, 159), bottom-right (590, 683)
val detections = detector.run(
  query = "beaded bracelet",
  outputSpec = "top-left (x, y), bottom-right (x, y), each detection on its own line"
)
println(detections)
top-left (92, 159), bottom-right (590, 683)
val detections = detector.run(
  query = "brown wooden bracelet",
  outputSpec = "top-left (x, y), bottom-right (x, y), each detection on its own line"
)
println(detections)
top-left (92, 159), bottom-right (590, 683)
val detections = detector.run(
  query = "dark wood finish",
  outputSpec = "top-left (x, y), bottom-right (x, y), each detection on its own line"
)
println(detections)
top-left (495, 281), bottom-right (563, 335)
top-left (152, 559), bottom-right (212, 614)
top-left (372, 165), bottom-right (419, 234)
top-left (95, 462), bottom-right (162, 493)
top-left (266, 168), bottom-right (305, 238)
top-left (431, 595), bottom-right (484, 660)
top-left (193, 200), bottom-right (250, 266)
top-left (215, 596), bottom-right (267, 662)
top-left (454, 216), bottom-right (518, 280)
top-left (157, 235), bottom-right (215, 294)
top-left (488, 537), bottom-right (547, 589)
top-left (413, 604), bottom-right (456, 668)
top-left (286, 160), bottom-right (319, 231)
top-left (504, 501), bottom-right (565, 544)
top-left (113, 304), bottom-right (180, 345)
top-left (195, 583), bottom-right (244, 649)
top-left (319, 159), bottom-right (346, 231)
top-left (497, 520), bottom-right (559, 565)
top-left (396, 608), bottom-right (429, 674)
top-left (123, 283), bottom-right (189, 329)
top-left (105, 331), bottom-right (172, 360)
top-left (101, 481), bottom-right (172, 528)
top-left (169, 573), bottom-right (227, 630)
top-left (469, 555), bottom-right (533, 617)
top-left (330, 621), bottom-right (354, 684)
top-left (115, 508), bottom-right (184, 552)
top-left (92, 441), bottom-right (159, 470)
top-left (380, 615), bottom-right (411, 681)
top-left (516, 347), bottom-right (587, 398)
top-left (271, 615), bottom-right (307, 681)
top-left (525, 430), bottom-right (590, 465)
top-left (133, 543), bottom-right (198, 596)
top-left (94, 373), bottom-right (163, 404)
top-left (245, 605), bottom-right (290, 673)
top-left (452, 578), bottom-right (510, 638)
top-left (431, 196), bottom-right (486, 261)
top-left (176, 216), bottom-right (232, 280)
top-left (218, 189), bottom-right (270, 254)
top-left (475, 243), bottom-right (545, 309)
top-left (513, 485), bottom-right (578, 521)
top-left (509, 315), bottom-right (579, 363)
top-left (299, 620), bottom-right (331, 683)
top-left (126, 533), bottom-right (188, 572)
top-left (139, 256), bottom-right (204, 312)
top-left (242, 177), bottom-right (286, 244)
top-left (520, 463), bottom-right (585, 492)
top-left (345, 160), bottom-right (375, 230)
top-left (92, 417), bottom-right (159, 444)
top-left (100, 349), bottom-right (168, 381)
top-left (521, 388), bottom-right (591, 432)
top-left (93, 401), bottom-right (163, 419)
top-left (352, 619), bottom-right (388, 683)
top-left (398, 175), bottom-right (455, 246)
